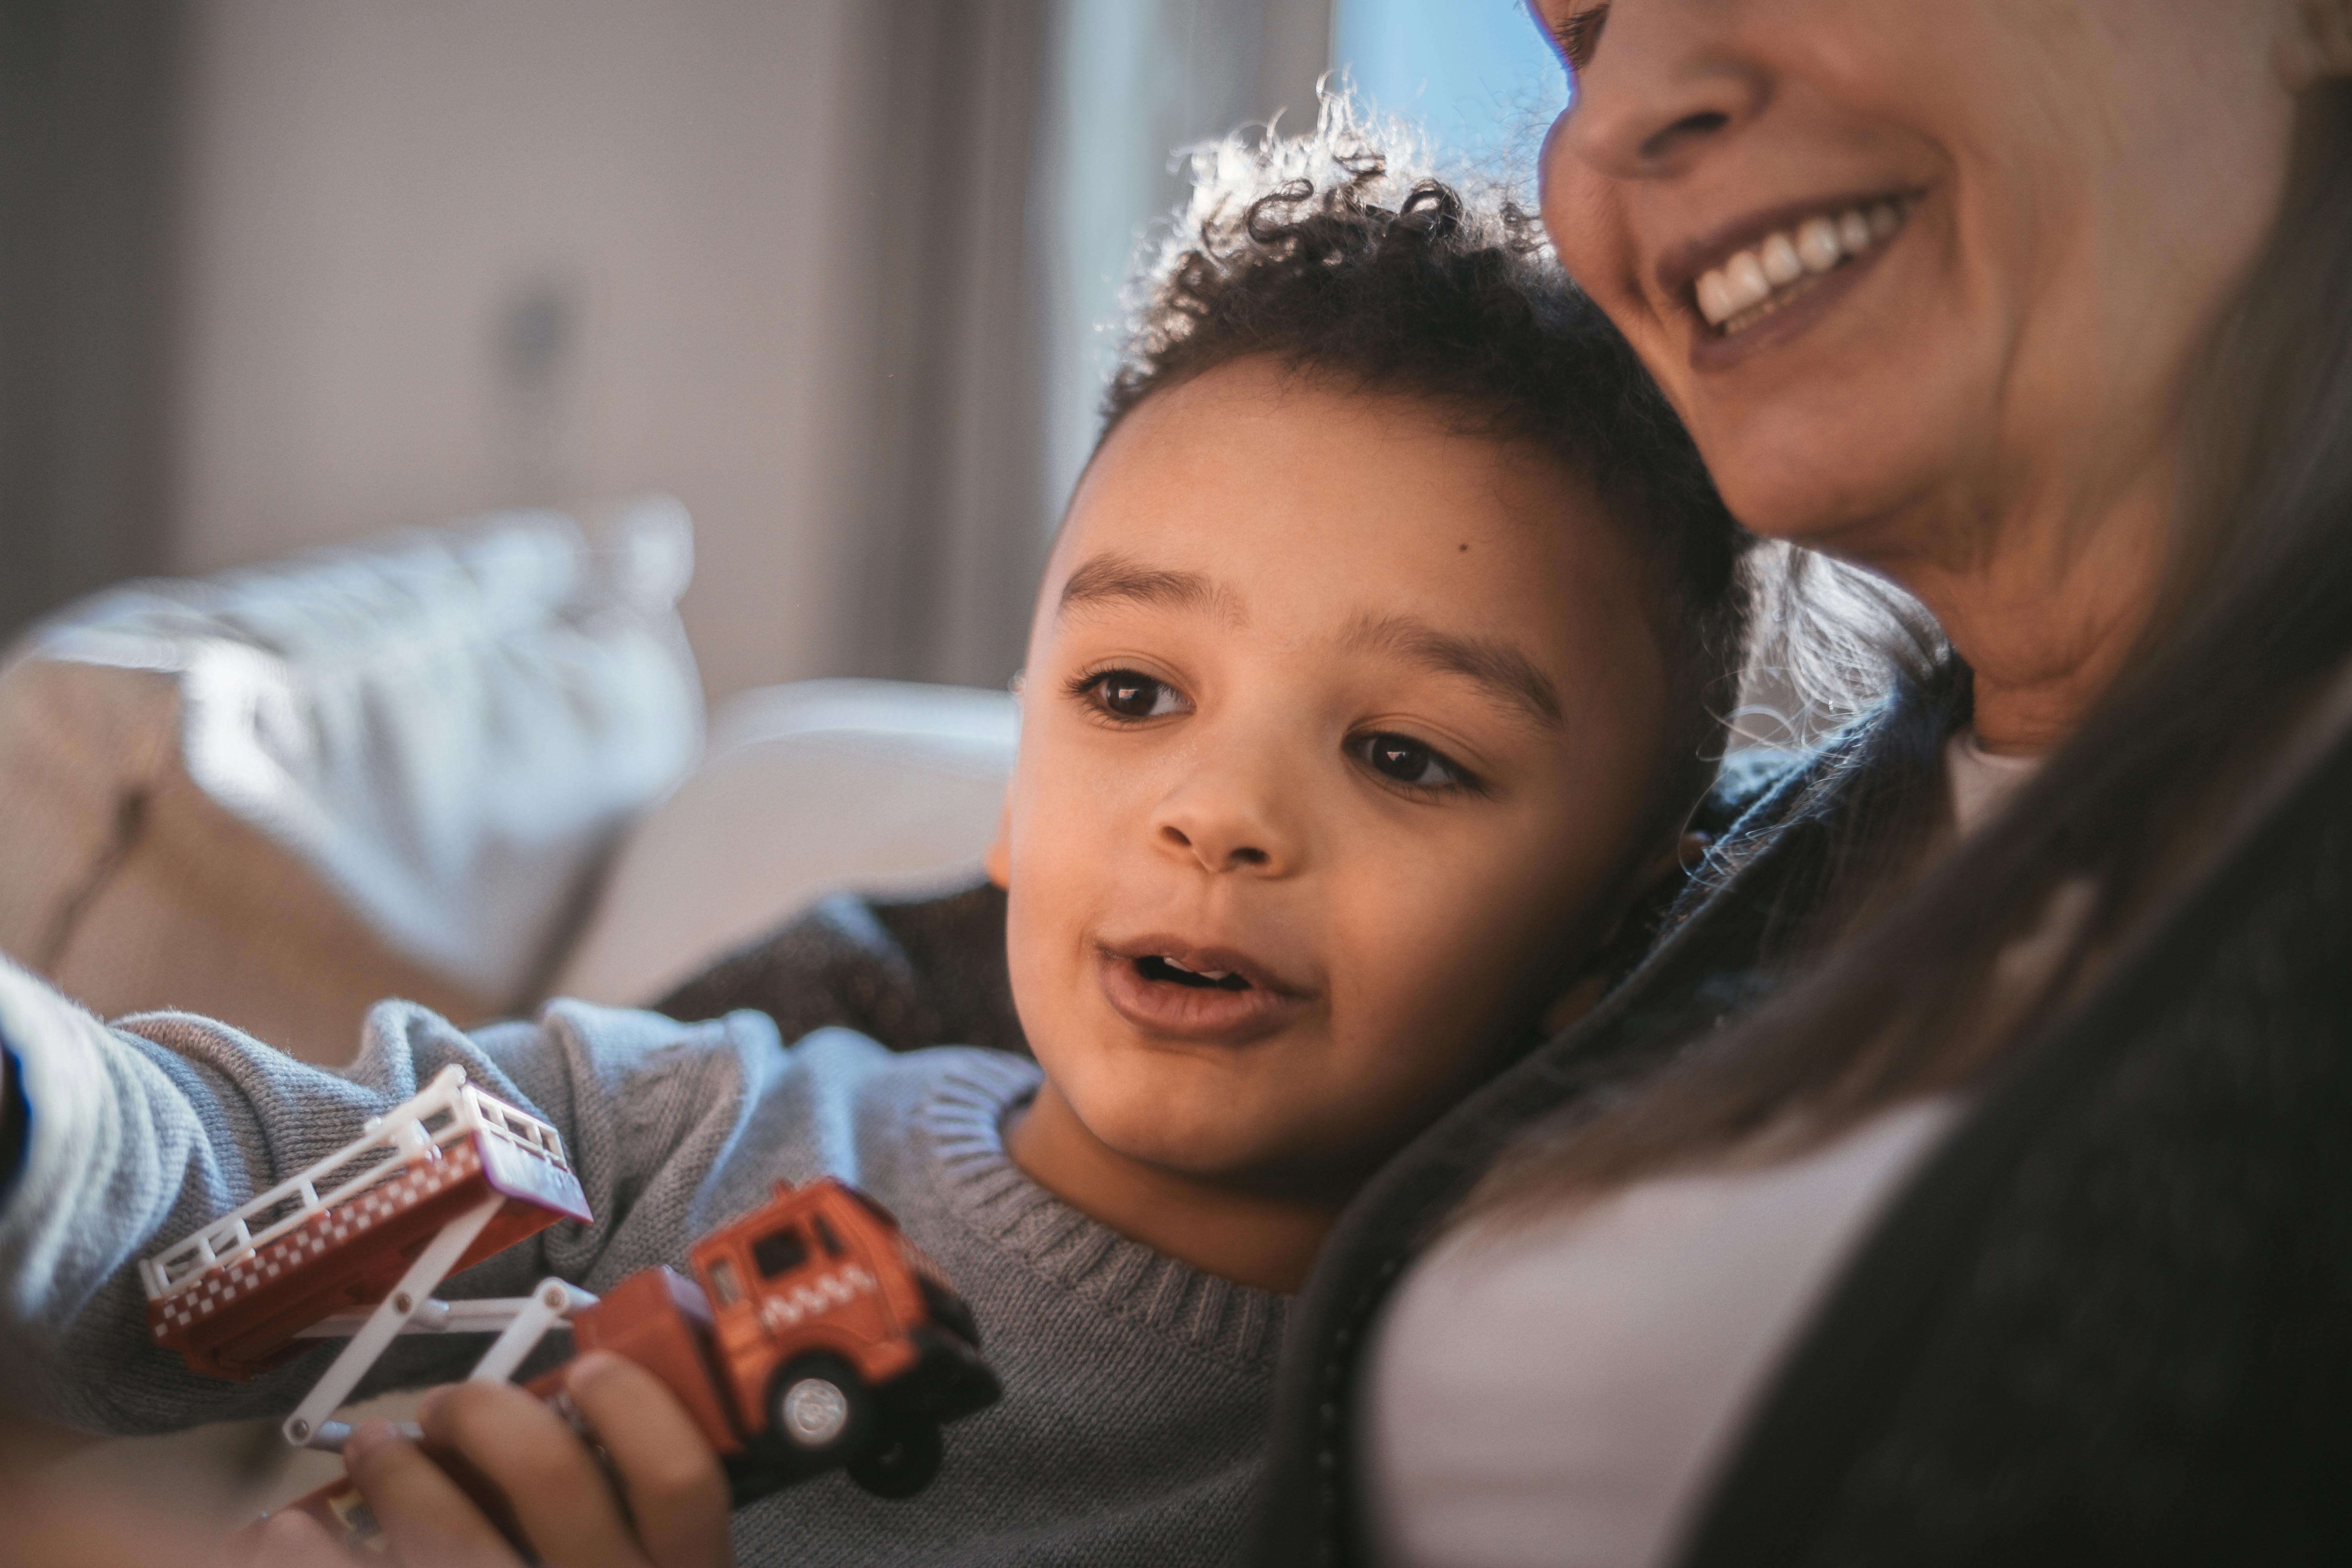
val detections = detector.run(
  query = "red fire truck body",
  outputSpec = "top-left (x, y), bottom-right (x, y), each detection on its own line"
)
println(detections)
top-left (526, 1179), bottom-right (997, 1498)
top-left (138, 1069), bottom-right (998, 1557)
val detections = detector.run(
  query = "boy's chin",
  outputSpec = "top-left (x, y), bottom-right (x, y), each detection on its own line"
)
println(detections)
top-left (1037, 1036), bottom-right (1380, 1191)
top-left (1079, 1095), bottom-right (1363, 1194)
top-left (1089, 1106), bottom-right (1271, 1177)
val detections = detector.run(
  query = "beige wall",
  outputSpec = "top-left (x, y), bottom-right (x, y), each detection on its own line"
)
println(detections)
top-left (168, 0), bottom-right (877, 701)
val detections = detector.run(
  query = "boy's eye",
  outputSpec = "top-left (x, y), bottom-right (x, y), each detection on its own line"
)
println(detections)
top-left (1354, 731), bottom-right (1471, 791)
top-left (1084, 670), bottom-right (1185, 719)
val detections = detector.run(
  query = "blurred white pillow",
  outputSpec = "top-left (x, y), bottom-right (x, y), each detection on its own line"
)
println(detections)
top-left (0, 498), bottom-right (701, 1061)
top-left (550, 678), bottom-right (1016, 1007)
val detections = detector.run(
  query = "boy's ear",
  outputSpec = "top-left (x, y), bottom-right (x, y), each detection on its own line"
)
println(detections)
top-left (985, 669), bottom-right (1023, 889)
top-left (1540, 971), bottom-right (1611, 1037)
top-left (984, 788), bottom-right (1012, 889)
top-left (1538, 830), bottom-right (1711, 1036)
top-left (1661, 829), bottom-right (1711, 884)
top-left (1613, 830), bottom-right (1711, 931)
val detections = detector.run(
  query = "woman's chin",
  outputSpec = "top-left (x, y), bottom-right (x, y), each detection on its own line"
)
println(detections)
top-left (1703, 411), bottom-right (1967, 557)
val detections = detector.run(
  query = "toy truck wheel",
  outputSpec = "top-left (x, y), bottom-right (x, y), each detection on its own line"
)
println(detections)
top-left (846, 1418), bottom-right (943, 1499)
top-left (765, 1354), bottom-right (875, 1470)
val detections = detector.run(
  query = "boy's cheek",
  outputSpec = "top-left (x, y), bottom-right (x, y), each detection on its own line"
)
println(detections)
top-left (1000, 831), bottom-right (1114, 1073)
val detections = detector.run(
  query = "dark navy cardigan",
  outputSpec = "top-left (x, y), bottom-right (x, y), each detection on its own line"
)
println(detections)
top-left (1239, 681), bottom-right (2352, 1566)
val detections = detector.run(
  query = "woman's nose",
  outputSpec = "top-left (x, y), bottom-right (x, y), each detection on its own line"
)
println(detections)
top-left (1557, 2), bottom-right (1767, 181)
top-left (1151, 762), bottom-right (1300, 877)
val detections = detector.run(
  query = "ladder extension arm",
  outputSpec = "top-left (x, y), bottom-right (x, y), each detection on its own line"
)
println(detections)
top-left (292, 1292), bottom-right (588, 1341)
top-left (282, 1194), bottom-right (504, 1450)
top-left (468, 1278), bottom-right (599, 1387)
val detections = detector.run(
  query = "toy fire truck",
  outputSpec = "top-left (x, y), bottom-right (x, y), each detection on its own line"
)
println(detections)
top-left (527, 1177), bottom-right (1000, 1501)
top-left (142, 1065), bottom-right (999, 1552)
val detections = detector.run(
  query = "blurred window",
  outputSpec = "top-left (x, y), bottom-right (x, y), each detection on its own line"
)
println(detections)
top-left (1042, 0), bottom-right (1331, 528)
top-left (1330, 0), bottom-right (1566, 176)
top-left (1042, 2), bottom-right (1563, 538)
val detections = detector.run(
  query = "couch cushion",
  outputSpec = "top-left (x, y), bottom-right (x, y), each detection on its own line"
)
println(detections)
top-left (0, 498), bottom-right (701, 1062)
top-left (550, 678), bottom-right (1016, 1007)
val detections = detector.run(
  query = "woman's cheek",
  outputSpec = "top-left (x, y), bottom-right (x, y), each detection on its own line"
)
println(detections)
top-left (1538, 122), bottom-right (1648, 343)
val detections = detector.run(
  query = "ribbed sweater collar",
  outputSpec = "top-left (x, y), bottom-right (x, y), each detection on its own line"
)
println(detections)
top-left (915, 1050), bottom-right (1290, 1372)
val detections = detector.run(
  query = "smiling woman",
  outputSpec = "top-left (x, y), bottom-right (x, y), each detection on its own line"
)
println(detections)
top-left (1243, 3), bottom-right (2352, 1566)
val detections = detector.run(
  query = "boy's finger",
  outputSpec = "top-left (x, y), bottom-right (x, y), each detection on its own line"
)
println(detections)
top-left (562, 1350), bottom-right (736, 1568)
top-left (244, 1508), bottom-right (360, 1568)
top-left (342, 1422), bottom-right (528, 1568)
top-left (417, 1379), bottom-right (648, 1568)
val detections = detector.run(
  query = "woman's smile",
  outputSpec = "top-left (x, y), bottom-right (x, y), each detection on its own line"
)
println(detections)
top-left (1681, 192), bottom-right (1918, 348)
top-left (1536, 0), bottom-right (2295, 558)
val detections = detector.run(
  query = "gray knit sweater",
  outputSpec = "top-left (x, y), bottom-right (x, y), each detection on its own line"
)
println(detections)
top-left (0, 961), bottom-right (1286, 1566)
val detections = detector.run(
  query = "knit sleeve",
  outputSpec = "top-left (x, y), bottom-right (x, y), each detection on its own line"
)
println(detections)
top-left (0, 958), bottom-right (779, 1436)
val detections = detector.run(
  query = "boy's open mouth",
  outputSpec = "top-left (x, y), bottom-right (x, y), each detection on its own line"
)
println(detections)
top-left (1097, 936), bottom-right (1306, 1043)
top-left (1133, 954), bottom-right (1251, 991)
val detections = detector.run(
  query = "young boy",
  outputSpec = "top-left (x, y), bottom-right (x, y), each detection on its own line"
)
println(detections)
top-left (0, 100), bottom-right (1747, 1565)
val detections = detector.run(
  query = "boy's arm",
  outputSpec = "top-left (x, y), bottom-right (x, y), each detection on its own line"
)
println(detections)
top-left (0, 960), bottom-right (778, 1437)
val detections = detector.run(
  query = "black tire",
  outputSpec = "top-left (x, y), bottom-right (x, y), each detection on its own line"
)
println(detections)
top-left (765, 1354), bottom-right (875, 1472)
top-left (847, 1418), bottom-right (944, 1499)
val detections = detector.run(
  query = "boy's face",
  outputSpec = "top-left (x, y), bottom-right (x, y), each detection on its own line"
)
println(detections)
top-left (993, 358), bottom-right (1679, 1196)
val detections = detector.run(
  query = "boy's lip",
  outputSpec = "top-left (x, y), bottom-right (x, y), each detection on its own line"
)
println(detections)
top-left (1095, 936), bottom-right (1311, 1045)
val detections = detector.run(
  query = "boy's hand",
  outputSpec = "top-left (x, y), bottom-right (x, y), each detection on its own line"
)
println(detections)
top-left (338, 1351), bottom-right (735, 1568)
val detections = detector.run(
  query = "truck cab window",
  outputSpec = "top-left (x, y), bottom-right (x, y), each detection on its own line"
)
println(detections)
top-left (707, 1257), bottom-right (743, 1306)
top-left (811, 1214), bottom-right (843, 1257)
top-left (751, 1226), bottom-right (810, 1279)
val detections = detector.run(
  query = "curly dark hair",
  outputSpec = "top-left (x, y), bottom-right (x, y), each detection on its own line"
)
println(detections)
top-left (1102, 92), bottom-right (1755, 835)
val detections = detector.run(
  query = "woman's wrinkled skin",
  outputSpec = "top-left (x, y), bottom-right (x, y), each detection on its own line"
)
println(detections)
top-left (1531, 0), bottom-right (2338, 752)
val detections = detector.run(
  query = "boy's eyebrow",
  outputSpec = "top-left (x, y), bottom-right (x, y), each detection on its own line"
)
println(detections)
top-left (1056, 554), bottom-right (1238, 622)
top-left (1346, 613), bottom-right (1565, 731)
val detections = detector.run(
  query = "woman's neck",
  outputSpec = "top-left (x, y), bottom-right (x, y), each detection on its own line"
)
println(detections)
top-left (1858, 452), bottom-right (2175, 755)
top-left (1003, 1082), bottom-right (1341, 1295)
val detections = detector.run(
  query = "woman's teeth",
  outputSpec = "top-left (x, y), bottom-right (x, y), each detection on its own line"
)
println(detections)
top-left (1695, 198), bottom-right (1912, 336)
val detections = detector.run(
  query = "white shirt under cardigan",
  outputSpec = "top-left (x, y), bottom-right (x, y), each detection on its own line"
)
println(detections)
top-left (1362, 734), bottom-right (2042, 1568)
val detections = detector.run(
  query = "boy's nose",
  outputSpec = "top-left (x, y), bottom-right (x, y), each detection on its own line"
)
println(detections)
top-left (1158, 818), bottom-right (1273, 873)
top-left (1150, 767), bottom-right (1299, 877)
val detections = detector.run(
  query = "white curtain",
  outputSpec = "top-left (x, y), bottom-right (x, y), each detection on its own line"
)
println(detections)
top-left (840, 0), bottom-right (1331, 690)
